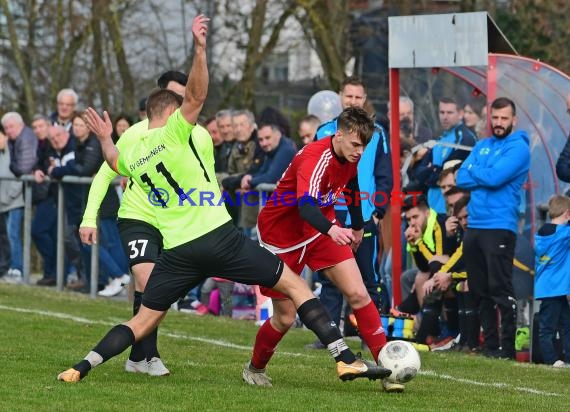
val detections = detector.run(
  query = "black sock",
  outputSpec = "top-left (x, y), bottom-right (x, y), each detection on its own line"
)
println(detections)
top-left (141, 327), bottom-right (160, 360)
top-left (464, 292), bottom-right (480, 349)
top-left (128, 291), bottom-right (146, 362)
top-left (297, 298), bottom-right (355, 364)
top-left (415, 301), bottom-right (442, 344)
top-left (457, 293), bottom-right (467, 346)
top-left (74, 324), bottom-right (135, 378)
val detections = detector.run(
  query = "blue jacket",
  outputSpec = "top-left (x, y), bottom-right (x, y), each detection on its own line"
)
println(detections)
top-left (534, 223), bottom-right (570, 299)
top-left (250, 137), bottom-right (297, 188)
top-left (315, 118), bottom-right (392, 224)
top-left (414, 122), bottom-right (476, 214)
top-left (456, 130), bottom-right (530, 233)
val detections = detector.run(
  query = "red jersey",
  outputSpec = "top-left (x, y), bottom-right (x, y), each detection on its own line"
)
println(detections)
top-left (258, 136), bottom-right (358, 250)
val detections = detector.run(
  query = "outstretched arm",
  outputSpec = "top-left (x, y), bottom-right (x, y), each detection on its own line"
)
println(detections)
top-left (84, 108), bottom-right (120, 173)
top-left (181, 14), bottom-right (210, 125)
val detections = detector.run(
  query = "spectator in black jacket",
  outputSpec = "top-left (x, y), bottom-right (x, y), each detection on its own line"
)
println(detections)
top-left (66, 113), bottom-right (128, 297)
top-left (31, 115), bottom-right (58, 286)
top-left (556, 94), bottom-right (570, 185)
top-left (34, 124), bottom-right (82, 288)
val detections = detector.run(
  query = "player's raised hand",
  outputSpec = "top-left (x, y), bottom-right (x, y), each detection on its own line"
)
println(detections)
top-left (328, 225), bottom-right (355, 246)
top-left (192, 14), bottom-right (209, 48)
top-left (84, 107), bottom-right (113, 142)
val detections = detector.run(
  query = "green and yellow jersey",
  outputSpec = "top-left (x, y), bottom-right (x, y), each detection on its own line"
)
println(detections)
top-left (81, 119), bottom-right (158, 228)
top-left (115, 109), bottom-right (231, 249)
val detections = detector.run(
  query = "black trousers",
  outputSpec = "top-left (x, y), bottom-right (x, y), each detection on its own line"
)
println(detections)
top-left (463, 228), bottom-right (517, 356)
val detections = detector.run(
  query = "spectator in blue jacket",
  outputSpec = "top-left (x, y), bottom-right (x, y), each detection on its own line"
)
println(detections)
top-left (239, 122), bottom-right (296, 235)
top-left (240, 123), bottom-right (296, 192)
top-left (555, 94), bottom-right (570, 184)
top-left (306, 77), bottom-right (393, 349)
top-left (456, 97), bottom-right (530, 359)
top-left (415, 97), bottom-right (477, 214)
top-left (534, 194), bottom-right (570, 367)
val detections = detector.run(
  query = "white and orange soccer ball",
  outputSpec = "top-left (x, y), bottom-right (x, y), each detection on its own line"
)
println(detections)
top-left (379, 340), bottom-right (421, 383)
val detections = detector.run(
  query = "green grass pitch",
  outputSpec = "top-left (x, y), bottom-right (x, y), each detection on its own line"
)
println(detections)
top-left (1, 284), bottom-right (569, 411)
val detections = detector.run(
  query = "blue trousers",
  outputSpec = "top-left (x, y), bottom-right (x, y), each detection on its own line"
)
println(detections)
top-left (85, 218), bottom-right (129, 285)
top-left (538, 296), bottom-right (570, 364)
top-left (6, 207), bottom-right (23, 271)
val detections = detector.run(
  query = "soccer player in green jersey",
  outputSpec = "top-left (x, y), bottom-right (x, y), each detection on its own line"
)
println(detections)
top-left (78, 69), bottom-right (188, 379)
top-left (57, 14), bottom-right (390, 384)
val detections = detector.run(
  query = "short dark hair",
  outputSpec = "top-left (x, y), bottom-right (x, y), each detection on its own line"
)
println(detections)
top-left (402, 194), bottom-right (428, 212)
top-left (438, 168), bottom-right (456, 184)
top-left (157, 71), bottom-right (188, 89)
top-left (138, 97), bottom-right (147, 112)
top-left (146, 88), bottom-right (183, 121)
top-left (439, 96), bottom-right (462, 110)
top-left (257, 123), bottom-right (280, 134)
top-left (337, 106), bottom-right (374, 146)
top-left (491, 97), bottom-right (516, 116)
top-left (341, 76), bottom-right (367, 94)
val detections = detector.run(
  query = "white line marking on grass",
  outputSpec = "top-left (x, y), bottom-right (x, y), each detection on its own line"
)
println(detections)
top-left (3, 305), bottom-right (566, 395)
top-left (419, 370), bottom-right (562, 397)
top-left (0, 305), bottom-right (307, 357)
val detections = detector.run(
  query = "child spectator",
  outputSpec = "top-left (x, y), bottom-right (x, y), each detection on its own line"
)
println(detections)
top-left (534, 194), bottom-right (570, 367)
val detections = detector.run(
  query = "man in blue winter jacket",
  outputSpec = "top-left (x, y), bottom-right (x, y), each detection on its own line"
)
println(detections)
top-left (456, 97), bottom-right (530, 359)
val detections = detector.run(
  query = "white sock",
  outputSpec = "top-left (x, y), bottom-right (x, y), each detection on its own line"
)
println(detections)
top-left (85, 351), bottom-right (103, 368)
top-left (327, 338), bottom-right (349, 359)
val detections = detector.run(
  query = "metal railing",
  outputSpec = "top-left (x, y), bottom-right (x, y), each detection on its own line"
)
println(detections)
top-left (0, 174), bottom-right (121, 298)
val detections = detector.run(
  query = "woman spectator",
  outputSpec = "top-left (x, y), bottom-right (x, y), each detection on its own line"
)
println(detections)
top-left (463, 98), bottom-right (486, 138)
top-left (112, 113), bottom-right (133, 143)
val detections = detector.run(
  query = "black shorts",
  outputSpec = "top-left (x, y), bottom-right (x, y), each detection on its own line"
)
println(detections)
top-left (117, 218), bottom-right (163, 268)
top-left (142, 221), bottom-right (283, 311)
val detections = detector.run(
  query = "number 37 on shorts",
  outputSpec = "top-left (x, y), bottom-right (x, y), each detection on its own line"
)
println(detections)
top-left (128, 239), bottom-right (148, 259)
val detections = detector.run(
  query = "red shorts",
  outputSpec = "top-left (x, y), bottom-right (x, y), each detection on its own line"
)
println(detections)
top-left (260, 234), bottom-right (354, 299)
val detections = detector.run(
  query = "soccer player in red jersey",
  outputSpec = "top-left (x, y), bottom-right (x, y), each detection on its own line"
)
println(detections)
top-left (243, 106), bottom-right (390, 388)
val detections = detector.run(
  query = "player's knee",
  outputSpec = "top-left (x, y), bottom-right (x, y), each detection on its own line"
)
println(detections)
top-left (128, 307), bottom-right (163, 339)
top-left (271, 312), bottom-right (296, 332)
top-left (345, 287), bottom-right (371, 309)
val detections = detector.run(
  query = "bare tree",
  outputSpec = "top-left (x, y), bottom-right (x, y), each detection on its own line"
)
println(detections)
top-left (1, 0), bottom-right (38, 118)
top-left (216, 0), bottom-right (298, 110)
top-left (294, 0), bottom-right (351, 91)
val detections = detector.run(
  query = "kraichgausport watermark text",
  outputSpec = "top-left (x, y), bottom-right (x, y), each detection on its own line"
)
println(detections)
top-left (147, 188), bottom-right (422, 208)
